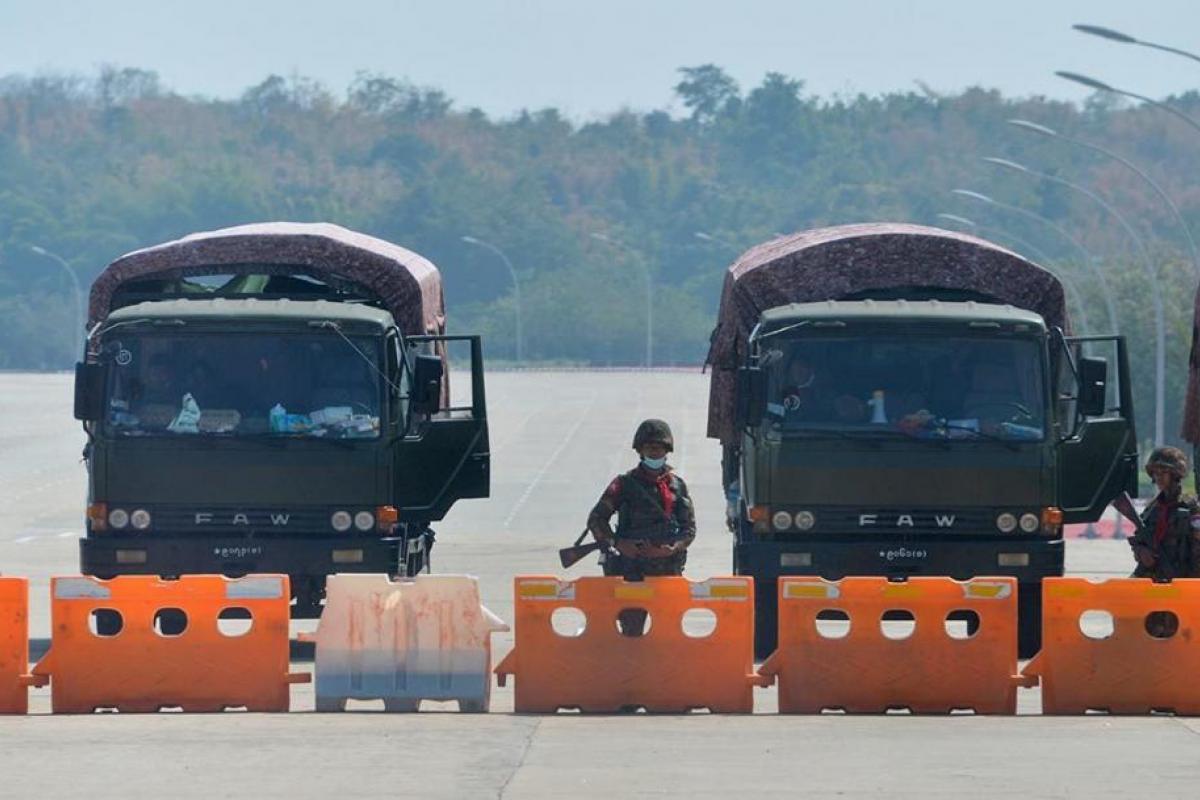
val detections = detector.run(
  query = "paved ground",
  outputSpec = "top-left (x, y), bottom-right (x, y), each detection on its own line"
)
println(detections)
top-left (1, 371), bottom-right (1196, 799)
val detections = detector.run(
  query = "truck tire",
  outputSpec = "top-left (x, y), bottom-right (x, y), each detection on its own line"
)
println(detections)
top-left (1018, 583), bottom-right (1042, 659)
top-left (754, 580), bottom-right (778, 661)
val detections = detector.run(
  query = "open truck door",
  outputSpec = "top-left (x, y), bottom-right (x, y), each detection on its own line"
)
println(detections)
top-left (1055, 333), bottom-right (1139, 523)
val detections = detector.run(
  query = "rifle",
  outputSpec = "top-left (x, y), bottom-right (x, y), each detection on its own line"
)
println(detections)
top-left (1114, 491), bottom-right (1163, 577)
top-left (559, 529), bottom-right (610, 569)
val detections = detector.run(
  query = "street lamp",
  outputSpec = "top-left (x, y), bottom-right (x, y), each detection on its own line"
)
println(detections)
top-left (460, 235), bottom-right (523, 364)
top-left (949, 189), bottom-right (1120, 336)
top-left (936, 212), bottom-right (1095, 336)
top-left (590, 232), bottom-right (653, 368)
top-left (30, 244), bottom-right (84, 363)
top-left (981, 157), bottom-right (1166, 444)
top-left (694, 231), bottom-right (738, 250)
top-left (1073, 24), bottom-right (1200, 66)
top-left (1056, 71), bottom-right (1200, 139)
top-left (1007, 118), bottom-right (1200, 277)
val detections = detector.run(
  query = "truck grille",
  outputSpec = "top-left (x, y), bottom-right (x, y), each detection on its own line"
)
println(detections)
top-left (143, 507), bottom-right (345, 536)
top-left (798, 508), bottom-right (1002, 535)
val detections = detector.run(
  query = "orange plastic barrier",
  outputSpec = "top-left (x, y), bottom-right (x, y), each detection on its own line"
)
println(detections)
top-left (1024, 578), bottom-right (1200, 714)
top-left (31, 575), bottom-right (309, 713)
top-left (495, 575), bottom-right (762, 712)
top-left (759, 576), bottom-right (1024, 713)
top-left (1, 578), bottom-right (43, 714)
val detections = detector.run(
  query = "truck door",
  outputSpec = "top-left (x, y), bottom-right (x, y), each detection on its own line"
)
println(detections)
top-left (1055, 333), bottom-right (1139, 523)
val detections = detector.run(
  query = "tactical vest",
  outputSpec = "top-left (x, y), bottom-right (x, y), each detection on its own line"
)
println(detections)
top-left (614, 471), bottom-right (687, 542)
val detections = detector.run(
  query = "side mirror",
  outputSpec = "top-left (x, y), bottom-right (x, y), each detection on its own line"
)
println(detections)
top-left (735, 366), bottom-right (766, 429)
top-left (1078, 356), bottom-right (1107, 417)
top-left (74, 362), bottom-right (105, 421)
top-left (411, 354), bottom-right (444, 415)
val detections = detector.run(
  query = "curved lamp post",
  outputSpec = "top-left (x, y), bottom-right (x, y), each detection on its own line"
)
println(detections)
top-left (1007, 118), bottom-right (1200, 278)
top-left (936, 212), bottom-right (1095, 337)
top-left (1073, 24), bottom-right (1200, 66)
top-left (460, 235), bottom-right (523, 363)
top-left (30, 244), bottom-right (85, 363)
top-left (1056, 71), bottom-right (1200, 139)
top-left (694, 231), bottom-right (738, 250)
top-left (950, 189), bottom-right (1120, 336)
top-left (981, 157), bottom-right (1166, 444)
top-left (590, 232), bottom-right (653, 368)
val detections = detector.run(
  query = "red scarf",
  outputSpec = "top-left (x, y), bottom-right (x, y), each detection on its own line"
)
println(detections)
top-left (635, 465), bottom-right (675, 517)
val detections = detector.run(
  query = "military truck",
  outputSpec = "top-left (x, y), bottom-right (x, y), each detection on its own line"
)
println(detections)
top-left (706, 224), bottom-right (1137, 657)
top-left (73, 223), bottom-right (489, 620)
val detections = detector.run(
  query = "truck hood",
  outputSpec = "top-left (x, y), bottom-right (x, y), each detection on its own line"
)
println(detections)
top-left (97, 438), bottom-right (384, 507)
top-left (761, 441), bottom-right (1045, 508)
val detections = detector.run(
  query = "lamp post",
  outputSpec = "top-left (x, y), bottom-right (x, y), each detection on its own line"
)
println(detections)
top-left (30, 245), bottom-right (84, 363)
top-left (1007, 118), bottom-right (1200, 278)
top-left (590, 232), bottom-right (653, 368)
top-left (936, 212), bottom-right (1095, 337)
top-left (950, 189), bottom-right (1120, 336)
top-left (460, 235), bottom-right (523, 363)
top-left (1056, 71), bottom-right (1200, 139)
top-left (981, 157), bottom-right (1166, 444)
top-left (694, 231), bottom-right (738, 250)
top-left (1073, 24), bottom-right (1200, 67)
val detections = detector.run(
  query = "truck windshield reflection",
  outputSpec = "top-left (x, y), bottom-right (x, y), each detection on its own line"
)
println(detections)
top-left (764, 335), bottom-right (1045, 441)
top-left (105, 333), bottom-right (383, 438)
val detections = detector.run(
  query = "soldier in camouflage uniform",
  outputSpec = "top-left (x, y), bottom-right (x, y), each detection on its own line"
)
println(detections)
top-left (1131, 447), bottom-right (1200, 637)
top-left (587, 419), bottom-right (696, 635)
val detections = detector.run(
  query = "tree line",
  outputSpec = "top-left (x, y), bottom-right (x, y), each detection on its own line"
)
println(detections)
top-left (0, 64), bottom-right (1197, 445)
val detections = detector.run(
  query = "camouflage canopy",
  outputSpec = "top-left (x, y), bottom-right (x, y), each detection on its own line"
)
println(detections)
top-left (1183, 285), bottom-right (1200, 444)
top-left (87, 222), bottom-right (445, 339)
top-left (705, 223), bottom-right (1070, 444)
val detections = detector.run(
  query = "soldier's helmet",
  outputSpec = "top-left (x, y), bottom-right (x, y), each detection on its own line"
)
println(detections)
top-left (632, 419), bottom-right (674, 452)
top-left (1145, 446), bottom-right (1189, 479)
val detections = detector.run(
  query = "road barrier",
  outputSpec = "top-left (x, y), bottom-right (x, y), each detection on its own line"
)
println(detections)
top-left (1, 577), bottom-right (43, 714)
top-left (759, 576), bottom-right (1024, 713)
top-left (32, 575), bottom-right (309, 713)
top-left (1024, 577), bottom-right (1200, 714)
top-left (313, 574), bottom-right (507, 712)
top-left (495, 575), bottom-right (761, 712)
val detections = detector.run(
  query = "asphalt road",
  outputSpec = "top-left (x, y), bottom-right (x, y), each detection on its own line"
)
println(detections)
top-left (1, 371), bottom-right (1195, 799)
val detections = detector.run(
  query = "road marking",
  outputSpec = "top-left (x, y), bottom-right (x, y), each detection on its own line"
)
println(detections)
top-left (503, 396), bottom-right (595, 529)
top-left (14, 536), bottom-right (36, 544)
top-left (58, 531), bottom-right (79, 538)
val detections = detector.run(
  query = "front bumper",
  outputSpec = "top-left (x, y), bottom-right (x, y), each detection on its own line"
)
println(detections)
top-left (734, 536), bottom-right (1064, 584)
top-left (80, 534), bottom-right (403, 577)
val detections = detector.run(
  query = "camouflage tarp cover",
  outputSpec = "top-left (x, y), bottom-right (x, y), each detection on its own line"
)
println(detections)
top-left (705, 223), bottom-right (1069, 444)
top-left (1184, 285), bottom-right (1200, 443)
top-left (88, 222), bottom-right (445, 338)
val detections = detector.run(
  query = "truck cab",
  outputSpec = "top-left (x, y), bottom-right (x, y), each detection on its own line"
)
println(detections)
top-left (73, 223), bottom-right (489, 617)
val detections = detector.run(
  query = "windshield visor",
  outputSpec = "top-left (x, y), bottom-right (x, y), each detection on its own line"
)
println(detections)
top-left (763, 334), bottom-right (1045, 441)
top-left (103, 331), bottom-right (384, 439)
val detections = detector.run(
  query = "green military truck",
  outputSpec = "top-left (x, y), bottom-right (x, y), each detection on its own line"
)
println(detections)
top-left (706, 224), bottom-right (1137, 657)
top-left (73, 223), bottom-right (489, 619)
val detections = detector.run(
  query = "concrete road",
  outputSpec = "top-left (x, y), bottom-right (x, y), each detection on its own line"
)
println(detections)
top-left (0, 371), bottom-right (1195, 799)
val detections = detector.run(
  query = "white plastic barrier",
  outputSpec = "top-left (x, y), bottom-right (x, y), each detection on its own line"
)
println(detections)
top-left (313, 574), bottom-right (508, 712)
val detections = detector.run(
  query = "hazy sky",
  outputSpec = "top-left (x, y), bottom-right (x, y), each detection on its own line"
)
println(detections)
top-left (5, 0), bottom-right (1198, 118)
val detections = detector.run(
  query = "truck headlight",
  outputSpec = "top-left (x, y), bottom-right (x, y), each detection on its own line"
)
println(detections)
top-left (353, 511), bottom-right (375, 532)
top-left (1019, 513), bottom-right (1040, 533)
top-left (996, 513), bottom-right (1017, 533)
top-left (794, 511), bottom-right (816, 531)
top-left (772, 511), bottom-right (794, 531)
top-left (108, 508), bottom-right (130, 530)
top-left (331, 510), bottom-right (353, 532)
top-left (130, 509), bottom-right (152, 530)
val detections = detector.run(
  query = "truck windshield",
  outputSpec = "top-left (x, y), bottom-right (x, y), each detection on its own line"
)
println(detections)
top-left (764, 334), bottom-right (1045, 441)
top-left (103, 331), bottom-right (384, 439)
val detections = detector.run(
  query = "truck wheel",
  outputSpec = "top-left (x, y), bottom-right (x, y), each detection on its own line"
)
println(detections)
top-left (754, 581), bottom-right (778, 661)
top-left (1017, 583), bottom-right (1042, 659)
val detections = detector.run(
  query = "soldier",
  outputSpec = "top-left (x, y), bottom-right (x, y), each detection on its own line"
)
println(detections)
top-left (587, 419), bottom-right (696, 635)
top-left (1130, 447), bottom-right (1200, 637)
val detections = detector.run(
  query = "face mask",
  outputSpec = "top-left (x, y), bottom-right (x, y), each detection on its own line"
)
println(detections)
top-left (642, 456), bottom-right (667, 470)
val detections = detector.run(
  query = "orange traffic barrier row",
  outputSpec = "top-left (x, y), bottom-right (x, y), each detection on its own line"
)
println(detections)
top-left (1, 578), bottom-right (44, 714)
top-left (31, 575), bottom-right (309, 713)
top-left (1023, 577), bottom-right (1200, 714)
top-left (760, 576), bottom-right (1025, 714)
top-left (496, 575), bottom-right (763, 712)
